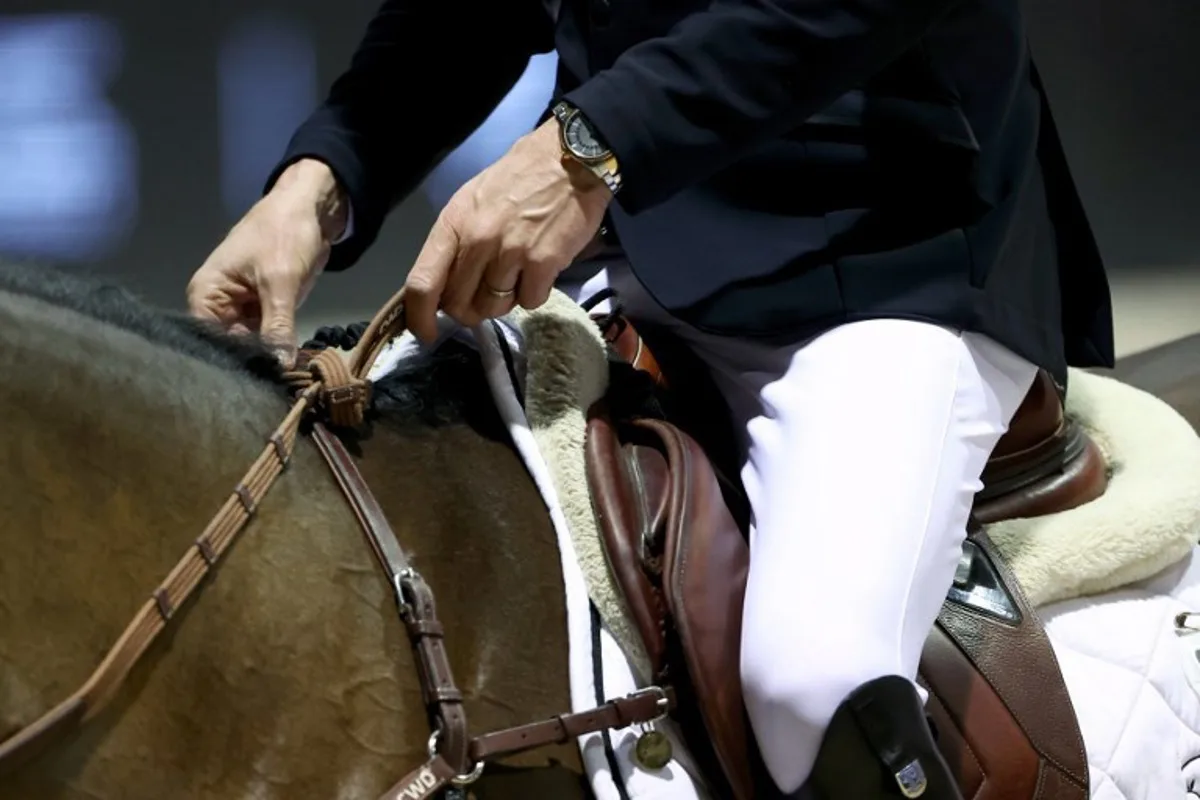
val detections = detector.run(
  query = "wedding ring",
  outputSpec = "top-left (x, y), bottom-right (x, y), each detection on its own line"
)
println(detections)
top-left (484, 281), bottom-right (516, 299)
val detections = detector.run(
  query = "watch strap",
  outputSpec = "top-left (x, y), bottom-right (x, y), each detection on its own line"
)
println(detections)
top-left (553, 101), bottom-right (622, 194)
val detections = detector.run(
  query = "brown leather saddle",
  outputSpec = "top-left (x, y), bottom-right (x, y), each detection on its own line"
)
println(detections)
top-left (586, 315), bottom-right (1102, 799)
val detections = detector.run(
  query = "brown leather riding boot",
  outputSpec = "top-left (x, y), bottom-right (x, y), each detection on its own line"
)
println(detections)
top-left (807, 675), bottom-right (963, 800)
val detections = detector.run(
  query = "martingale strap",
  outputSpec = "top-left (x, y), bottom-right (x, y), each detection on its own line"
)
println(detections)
top-left (310, 423), bottom-right (472, 774)
top-left (0, 284), bottom-right (677, 796)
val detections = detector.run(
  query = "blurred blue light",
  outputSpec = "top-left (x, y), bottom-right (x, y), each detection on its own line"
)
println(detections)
top-left (0, 14), bottom-right (138, 261)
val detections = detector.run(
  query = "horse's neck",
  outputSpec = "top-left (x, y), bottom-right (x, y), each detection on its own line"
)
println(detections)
top-left (353, 417), bottom-right (579, 760)
top-left (0, 293), bottom-right (580, 798)
top-left (0, 294), bottom-right (427, 797)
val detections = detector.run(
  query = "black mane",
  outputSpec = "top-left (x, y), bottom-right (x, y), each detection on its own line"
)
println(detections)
top-left (0, 260), bottom-right (285, 382)
top-left (0, 260), bottom-right (508, 429)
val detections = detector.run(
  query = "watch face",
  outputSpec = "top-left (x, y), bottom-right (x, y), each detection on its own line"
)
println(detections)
top-left (565, 113), bottom-right (609, 161)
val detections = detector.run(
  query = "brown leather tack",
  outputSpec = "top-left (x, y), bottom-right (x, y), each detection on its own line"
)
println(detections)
top-left (586, 411), bottom-right (668, 675)
top-left (645, 418), bottom-right (755, 800)
top-left (920, 624), bottom-right (1041, 799)
top-left (595, 316), bottom-right (1100, 800)
top-left (975, 367), bottom-right (1110, 524)
top-left (311, 424), bottom-right (471, 775)
top-left (921, 527), bottom-right (1094, 796)
top-left (975, 433), bottom-right (1108, 525)
top-left (469, 688), bottom-right (673, 762)
top-left (1, 290), bottom-right (1104, 798)
top-left (0, 288), bottom-right (678, 799)
top-left (918, 680), bottom-right (986, 798)
top-left (594, 314), bottom-right (667, 388)
top-left (990, 370), bottom-right (1063, 459)
top-left (0, 384), bottom-right (315, 771)
top-left (958, 531), bottom-right (1088, 788)
top-left (585, 405), bottom-right (754, 800)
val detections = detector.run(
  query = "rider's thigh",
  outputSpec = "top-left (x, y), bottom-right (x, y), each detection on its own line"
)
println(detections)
top-left (705, 319), bottom-right (1037, 793)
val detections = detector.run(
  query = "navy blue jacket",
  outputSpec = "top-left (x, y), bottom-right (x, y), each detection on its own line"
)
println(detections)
top-left (269, 0), bottom-right (1115, 381)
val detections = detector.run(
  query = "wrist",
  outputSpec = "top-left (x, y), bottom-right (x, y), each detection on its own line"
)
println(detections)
top-left (273, 158), bottom-right (349, 243)
top-left (551, 101), bottom-right (623, 196)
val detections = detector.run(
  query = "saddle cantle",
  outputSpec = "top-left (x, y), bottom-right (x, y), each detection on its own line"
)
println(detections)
top-left (588, 313), bottom-right (1094, 799)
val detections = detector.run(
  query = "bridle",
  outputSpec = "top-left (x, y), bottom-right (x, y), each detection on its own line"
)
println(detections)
top-left (0, 286), bottom-right (674, 798)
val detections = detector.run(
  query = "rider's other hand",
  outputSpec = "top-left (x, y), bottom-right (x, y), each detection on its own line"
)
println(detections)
top-left (404, 120), bottom-right (612, 343)
top-left (187, 158), bottom-right (348, 366)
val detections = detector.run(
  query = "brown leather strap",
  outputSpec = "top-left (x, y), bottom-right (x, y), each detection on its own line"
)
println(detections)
top-left (469, 686), bottom-right (673, 762)
top-left (0, 384), bottom-right (318, 769)
top-left (348, 285), bottom-right (408, 380)
top-left (310, 424), bottom-right (470, 775)
top-left (0, 286), bottom-right (682, 793)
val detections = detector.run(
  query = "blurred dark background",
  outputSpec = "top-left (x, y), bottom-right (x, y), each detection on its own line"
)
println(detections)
top-left (1, 0), bottom-right (1197, 352)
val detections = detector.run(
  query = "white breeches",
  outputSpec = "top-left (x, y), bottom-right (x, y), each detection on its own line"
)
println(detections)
top-left (559, 260), bottom-right (1039, 793)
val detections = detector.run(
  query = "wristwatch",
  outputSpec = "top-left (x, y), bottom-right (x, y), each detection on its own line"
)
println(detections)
top-left (552, 101), bottom-right (622, 195)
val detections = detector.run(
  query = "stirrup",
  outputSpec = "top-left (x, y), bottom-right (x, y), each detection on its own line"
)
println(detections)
top-left (807, 675), bottom-right (964, 800)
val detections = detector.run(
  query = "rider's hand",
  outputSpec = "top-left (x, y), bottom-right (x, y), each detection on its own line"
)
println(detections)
top-left (405, 119), bottom-right (612, 342)
top-left (187, 158), bottom-right (348, 366)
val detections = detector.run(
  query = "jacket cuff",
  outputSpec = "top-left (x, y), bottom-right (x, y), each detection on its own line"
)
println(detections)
top-left (263, 130), bottom-right (372, 272)
top-left (563, 75), bottom-right (662, 215)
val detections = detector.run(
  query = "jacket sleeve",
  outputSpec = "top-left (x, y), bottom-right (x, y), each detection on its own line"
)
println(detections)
top-left (266, 1), bottom-right (554, 271)
top-left (564, 0), bottom-right (964, 214)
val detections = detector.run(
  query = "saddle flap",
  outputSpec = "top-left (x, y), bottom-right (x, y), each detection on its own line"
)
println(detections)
top-left (586, 409), bottom-right (755, 799)
top-left (585, 411), bottom-right (668, 675)
top-left (635, 418), bottom-right (756, 800)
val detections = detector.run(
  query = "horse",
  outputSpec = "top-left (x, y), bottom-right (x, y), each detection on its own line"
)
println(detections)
top-left (0, 260), bottom-right (595, 799)
top-left (2, 257), bottom-right (1200, 799)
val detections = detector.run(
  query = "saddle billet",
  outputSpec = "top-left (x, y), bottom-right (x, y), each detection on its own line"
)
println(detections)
top-left (0, 286), bottom-right (675, 799)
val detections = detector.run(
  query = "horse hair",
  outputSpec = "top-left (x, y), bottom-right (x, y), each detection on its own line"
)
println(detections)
top-left (0, 259), bottom-right (285, 382)
top-left (0, 260), bottom-right (503, 429)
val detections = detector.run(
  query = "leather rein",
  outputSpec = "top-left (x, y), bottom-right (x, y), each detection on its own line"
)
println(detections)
top-left (0, 287), bottom-right (673, 798)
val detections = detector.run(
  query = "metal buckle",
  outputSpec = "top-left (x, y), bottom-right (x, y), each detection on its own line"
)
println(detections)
top-left (392, 568), bottom-right (418, 620)
top-left (426, 729), bottom-right (485, 787)
top-left (629, 685), bottom-right (671, 724)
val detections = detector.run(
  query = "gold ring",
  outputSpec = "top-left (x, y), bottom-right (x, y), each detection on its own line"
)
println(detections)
top-left (484, 281), bottom-right (516, 299)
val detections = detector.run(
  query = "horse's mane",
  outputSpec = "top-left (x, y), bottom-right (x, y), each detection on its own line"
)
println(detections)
top-left (0, 260), bottom-right (515, 431)
top-left (0, 260), bottom-right (285, 382)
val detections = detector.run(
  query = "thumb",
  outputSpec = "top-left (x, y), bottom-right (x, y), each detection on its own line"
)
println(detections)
top-left (258, 285), bottom-right (299, 367)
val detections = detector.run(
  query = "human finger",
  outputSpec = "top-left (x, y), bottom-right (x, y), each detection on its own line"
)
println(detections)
top-left (406, 218), bottom-right (458, 342)
top-left (472, 250), bottom-right (521, 320)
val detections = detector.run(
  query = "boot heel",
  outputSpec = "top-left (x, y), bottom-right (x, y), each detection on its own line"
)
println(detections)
top-left (809, 675), bottom-right (963, 800)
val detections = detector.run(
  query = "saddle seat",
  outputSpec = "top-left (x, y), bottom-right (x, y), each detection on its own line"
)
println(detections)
top-left (586, 315), bottom-right (1095, 799)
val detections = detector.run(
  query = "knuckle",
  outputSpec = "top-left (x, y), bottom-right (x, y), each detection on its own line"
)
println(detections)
top-left (405, 273), bottom-right (436, 297)
top-left (527, 250), bottom-right (559, 272)
top-left (518, 281), bottom-right (552, 310)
